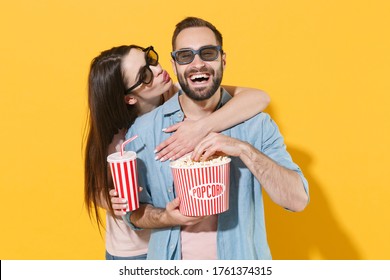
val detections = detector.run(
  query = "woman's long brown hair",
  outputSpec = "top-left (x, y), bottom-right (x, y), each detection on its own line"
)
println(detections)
top-left (84, 45), bottom-right (139, 230)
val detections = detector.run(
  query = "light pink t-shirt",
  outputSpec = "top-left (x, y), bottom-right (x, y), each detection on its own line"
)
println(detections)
top-left (105, 213), bottom-right (150, 257)
top-left (180, 215), bottom-right (218, 260)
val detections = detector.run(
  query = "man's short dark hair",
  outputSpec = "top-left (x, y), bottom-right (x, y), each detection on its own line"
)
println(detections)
top-left (172, 17), bottom-right (223, 50)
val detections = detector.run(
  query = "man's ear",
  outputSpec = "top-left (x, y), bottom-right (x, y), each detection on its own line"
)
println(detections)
top-left (222, 52), bottom-right (226, 71)
top-left (124, 95), bottom-right (137, 105)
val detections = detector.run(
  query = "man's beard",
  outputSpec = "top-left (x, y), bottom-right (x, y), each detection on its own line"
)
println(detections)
top-left (177, 63), bottom-right (223, 101)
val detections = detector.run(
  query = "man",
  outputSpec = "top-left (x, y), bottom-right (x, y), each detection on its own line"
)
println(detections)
top-left (124, 17), bottom-right (309, 259)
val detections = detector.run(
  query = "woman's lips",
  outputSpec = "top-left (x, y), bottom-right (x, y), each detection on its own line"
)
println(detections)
top-left (162, 70), bottom-right (171, 83)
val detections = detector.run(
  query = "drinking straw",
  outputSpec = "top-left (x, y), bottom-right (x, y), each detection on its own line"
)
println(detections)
top-left (120, 135), bottom-right (138, 156)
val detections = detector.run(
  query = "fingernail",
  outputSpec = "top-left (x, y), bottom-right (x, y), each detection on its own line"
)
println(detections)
top-left (155, 155), bottom-right (159, 160)
top-left (122, 199), bottom-right (127, 203)
top-left (162, 128), bottom-right (167, 132)
top-left (154, 149), bottom-right (157, 153)
top-left (160, 157), bottom-right (166, 162)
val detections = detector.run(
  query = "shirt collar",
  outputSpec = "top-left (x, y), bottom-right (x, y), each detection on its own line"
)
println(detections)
top-left (219, 88), bottom-right (232, 108)
top-left (162, 91), bottom-right (182, 116)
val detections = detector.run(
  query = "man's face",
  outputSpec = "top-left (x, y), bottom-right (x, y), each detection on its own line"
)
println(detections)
top-left (172, 27), bottom-right (226, 101)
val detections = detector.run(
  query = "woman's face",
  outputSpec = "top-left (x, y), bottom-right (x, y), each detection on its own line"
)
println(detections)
top-left (122, 48), bottom-right (172, 101)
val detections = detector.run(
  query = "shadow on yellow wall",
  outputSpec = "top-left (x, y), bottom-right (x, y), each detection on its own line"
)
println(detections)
top-left (263, 106), bottom-right (361, 260)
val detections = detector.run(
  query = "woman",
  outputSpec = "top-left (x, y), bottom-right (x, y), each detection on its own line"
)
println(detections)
top-left (84, 44), bottom-right (270, 260)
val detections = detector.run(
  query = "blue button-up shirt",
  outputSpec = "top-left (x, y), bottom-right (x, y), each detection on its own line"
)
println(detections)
top-left (124, 89), bottom-right (309, 260)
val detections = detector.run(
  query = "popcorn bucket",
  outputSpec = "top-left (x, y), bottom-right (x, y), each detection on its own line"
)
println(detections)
top-left (170, 157), bottom-right (231, 216)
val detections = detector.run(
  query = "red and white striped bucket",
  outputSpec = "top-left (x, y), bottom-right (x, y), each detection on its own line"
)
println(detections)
top-left (170, 158), bottom-right (231, 216)
top-left (107, 151), bottom-right (139, 212)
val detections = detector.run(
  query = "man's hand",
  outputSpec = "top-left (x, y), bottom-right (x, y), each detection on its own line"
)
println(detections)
top-left (163, 197), bottom-right (210, 226)
top-left (192, 132), bottom-right (244, 161)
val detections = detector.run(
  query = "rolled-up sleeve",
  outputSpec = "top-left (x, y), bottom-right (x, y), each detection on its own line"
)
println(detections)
top-left (259, 114), bottom-right (309, 196)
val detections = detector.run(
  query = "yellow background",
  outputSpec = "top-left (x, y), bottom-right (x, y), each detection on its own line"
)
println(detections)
top-left (1, 0), bottom-right (389, 260)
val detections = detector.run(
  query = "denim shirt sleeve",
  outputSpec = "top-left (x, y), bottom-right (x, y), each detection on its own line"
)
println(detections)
top-left (258, 113), bottom-right (309, 196)
top-left (121, 126), bottom-right (154, 230)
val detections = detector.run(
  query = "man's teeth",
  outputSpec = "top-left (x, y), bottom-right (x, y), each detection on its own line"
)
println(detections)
top-left (190, 74), bottom-right (209, 81)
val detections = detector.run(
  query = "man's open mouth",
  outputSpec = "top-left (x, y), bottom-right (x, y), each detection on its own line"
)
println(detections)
top-left (189, 73), bottom-right (210, 83)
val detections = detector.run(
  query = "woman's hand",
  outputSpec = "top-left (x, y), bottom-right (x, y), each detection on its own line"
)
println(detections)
top-left (109, 187), bottom-right (143, 216)
top-left (109, 189), bottom-right (127, 216)
top-left (154, 120), bottom-right (210, 161)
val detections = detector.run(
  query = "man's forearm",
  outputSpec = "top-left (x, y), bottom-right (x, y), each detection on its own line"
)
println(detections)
top-left (130, 204), bottom-right (171, 229)
top-left (238, 141), bottom-right (308, 212)
top-left (130, 199), bottom-right (210, 229)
